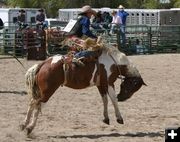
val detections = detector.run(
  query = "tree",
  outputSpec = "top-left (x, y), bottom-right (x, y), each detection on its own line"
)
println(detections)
top-left (141, 0), bottom-right (159, 9)
top-left (4, 0), bottom-right (180, 17)
top-left (172, 0), bottom-right (180, 8)
top-left (174, 0), bottom-right (180, 7)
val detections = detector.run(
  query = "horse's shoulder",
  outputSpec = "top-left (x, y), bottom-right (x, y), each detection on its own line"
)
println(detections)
top-left (50, 55), bottom-right (64, 64)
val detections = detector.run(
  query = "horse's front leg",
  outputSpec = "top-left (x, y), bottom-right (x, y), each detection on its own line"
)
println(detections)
top-left (97, 86), bottom-right (110, 125)
top-left (108, 85), bottom-right (124, 124)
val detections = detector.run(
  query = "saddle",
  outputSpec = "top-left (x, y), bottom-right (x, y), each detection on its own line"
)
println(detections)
top-left (63, 36), bottom-right (103, 64)
top-left (61, 37), bottom-right (103, 85)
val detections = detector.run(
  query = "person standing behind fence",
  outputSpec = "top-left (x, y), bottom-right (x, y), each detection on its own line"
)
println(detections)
top-left (0, 18), bottom-right (3, 29)
top-left (17, 9), bottom-right (26, 29)
top-left (17, 9), bottom-right (25, 23)
top-left (91, 11), bottom-right (103, 30)
top-left (36, 9), bottom-right (46, 30)
top-left (117, 5), bottom-right (129, 46)
top-left (102, 12), bottom-right (112, 29)
top-left (109, 10), bottom-right (121, 35)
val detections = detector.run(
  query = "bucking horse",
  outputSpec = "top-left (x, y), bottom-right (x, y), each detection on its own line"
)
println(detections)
top-left (20, 37), bottom-right (146, 135)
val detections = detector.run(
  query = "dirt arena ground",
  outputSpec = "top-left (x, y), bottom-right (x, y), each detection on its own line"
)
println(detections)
top-left (0, 54), bottom-right (179, 142)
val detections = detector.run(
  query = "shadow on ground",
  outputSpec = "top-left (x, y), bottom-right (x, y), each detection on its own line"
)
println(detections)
top-left (48, 131), bottom-right (164, 139)
top-left (0, 90), bottom-right (27, 95)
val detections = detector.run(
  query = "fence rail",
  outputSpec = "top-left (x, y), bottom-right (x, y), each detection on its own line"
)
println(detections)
top-left (0, 25), bottom-right (180, 59)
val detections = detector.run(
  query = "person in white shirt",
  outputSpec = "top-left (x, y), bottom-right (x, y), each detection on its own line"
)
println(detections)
top-left (109, 10), bottom-right (121, 35)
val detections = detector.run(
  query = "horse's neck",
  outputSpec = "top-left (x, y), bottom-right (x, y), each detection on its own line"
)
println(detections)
top-left (98, 51), bottom-right (114, 76)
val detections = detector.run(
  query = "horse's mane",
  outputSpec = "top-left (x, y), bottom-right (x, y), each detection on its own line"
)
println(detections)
top-left (98, 37), bottom-right (130, 65)
top-left (95, 36), bottom-right (120, 54)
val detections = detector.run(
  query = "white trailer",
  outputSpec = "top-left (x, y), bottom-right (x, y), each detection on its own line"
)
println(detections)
top-left (0, 8), bottom-right (44, 27)
top-left (125, 9), bottom-right (180, 26)
top-left (0, 8), bottom-right (46, 53)
top-left (58, 8), bottom-right (82, 21)
top-left (58, 8), bottom-right (180, 26)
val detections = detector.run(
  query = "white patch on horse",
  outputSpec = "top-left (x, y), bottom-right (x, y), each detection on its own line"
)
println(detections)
top-left (51, 55), bottom-right (63, 64)
top-left (26, 64), bottom-right (38, 74)
top-left (98, 51), bottom-right (114, 77)
top-left (98, 46), bottom-right (131, 78)
top-left (89, 64), bottom-right (97, 86)
top-left (108, 86), bottom-right (117, 101)
top-left (109, 49), bottom-right (130, 65)
top-left (107, 85), bottom-right (122, 119)
top-left (103, 45), bottom-right (140, 77)
top-left (102, 44), bottom-right (130, 65)
top-left (127, 64), bottom-right (141, 77)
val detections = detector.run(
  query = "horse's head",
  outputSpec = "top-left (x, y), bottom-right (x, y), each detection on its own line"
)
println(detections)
top-left (117, 64), bottom-right (147, 102)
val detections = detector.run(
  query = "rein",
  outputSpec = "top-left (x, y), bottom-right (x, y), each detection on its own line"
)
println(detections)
top-left (7, 52), bottom-right (26, 71)
top-left (108, 53), bottom-right (124, 81)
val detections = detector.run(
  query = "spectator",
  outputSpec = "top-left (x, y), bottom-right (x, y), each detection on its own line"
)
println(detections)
top-left (0, 18), bottom-right (4, 29)
top-left (109, 10), bottom-right (121, 35)
top-left (101, 12), bottom-right (112, 29)
top-left (117, 5), bottom-right (129, 46)
top-left (17, 9), bottom-right (27, 29)
top-left (91, 11), bottom-right (103, 30)
top-left (36, 8), bottom-right (46, 29)
top-left (17, 9), bottom-right (26, 23)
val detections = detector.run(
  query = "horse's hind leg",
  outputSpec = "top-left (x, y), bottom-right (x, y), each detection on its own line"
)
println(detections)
top-left (97, 86), bottom-right (110, 125)
top-left (25, 101), bottom-right (41, 135)
top-left (108, 86), bottom-right (124, 124)
top-left (20, 99), bottom-right (34, 131)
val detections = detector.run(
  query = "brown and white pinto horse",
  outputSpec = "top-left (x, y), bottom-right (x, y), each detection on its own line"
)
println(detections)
top-left (20, 44), bottom-right (146, 135)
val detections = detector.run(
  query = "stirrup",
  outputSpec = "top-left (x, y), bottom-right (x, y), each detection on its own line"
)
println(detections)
top-left (72, 58), bottom-right (85, 66)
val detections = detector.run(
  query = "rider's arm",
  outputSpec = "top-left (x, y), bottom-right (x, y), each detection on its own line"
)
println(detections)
top-left (80, 17), bottom-right (97, 39)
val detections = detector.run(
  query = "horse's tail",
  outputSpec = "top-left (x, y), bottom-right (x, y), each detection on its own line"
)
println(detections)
top-left (25, 63), bottom-right (42, 100)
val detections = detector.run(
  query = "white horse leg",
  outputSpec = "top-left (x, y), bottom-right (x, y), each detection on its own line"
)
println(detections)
top-left (108, 86), bottom-right (124, 124)
top-left (102, 94), bottom-right (110, 124)
top-left (26, 102), bottom-right (41, 135)
top-left (20, 99), bottom-right (34, 131)
top-left (97, 86), bottom-right (110, 124)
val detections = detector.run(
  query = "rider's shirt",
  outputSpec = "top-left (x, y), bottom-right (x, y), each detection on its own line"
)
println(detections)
top-left (80, 16), bottom-right (97, 39)
top-left (36, 13), bottom-right (45, 23)
top-left (18, 14), bottom-right (25, 23)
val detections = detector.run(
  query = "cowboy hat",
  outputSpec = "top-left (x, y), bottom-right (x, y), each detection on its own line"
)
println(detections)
top-left (79, 5), bottom-right (96, 15)
top-left (118, 5), bottom-right (124, 9)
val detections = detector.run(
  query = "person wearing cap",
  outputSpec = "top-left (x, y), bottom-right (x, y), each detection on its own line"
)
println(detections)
top-left (70, 5), bottom-right (99, 64)
top-left (36, 8), bottom-right (46, 29)
top-left (17, 9), bottom-right (26, 23)
top-left (76, 5), bottom-right (97, 39)
top-left (17, 9), bottom-right (27, 30)
top-left (117, 5), bottom-right (129, 46)
top-left (109, 10), bottom-right (121, 35)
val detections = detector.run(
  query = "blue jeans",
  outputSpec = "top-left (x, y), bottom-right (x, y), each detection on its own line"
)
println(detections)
top-left (74, 50), bottom-right (95, 58)
top-left (120, 25), bottom-right (126, 46)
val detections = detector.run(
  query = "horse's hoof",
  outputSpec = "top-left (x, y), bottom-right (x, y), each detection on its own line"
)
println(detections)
top-left (26, 127), bottom-right (33, 135)
top-left (19, 124), bottom-right (25, 131)
top-left (103, 118), bottom-right (110, 125)
top-left (117, 118), bottom-right (124, 124)
top-left (19, 124), bottom-right (26, 131)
